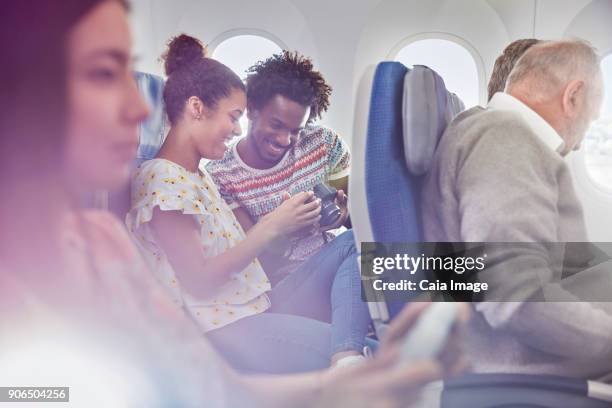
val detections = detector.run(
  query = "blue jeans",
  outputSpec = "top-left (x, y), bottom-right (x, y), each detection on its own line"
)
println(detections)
top-left (268, 229), bottom-right (371, 354)
top-left (207, 230), bottom-right (375, 374)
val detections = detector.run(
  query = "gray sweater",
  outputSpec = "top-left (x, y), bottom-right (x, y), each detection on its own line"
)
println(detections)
top-left (422, 106), bottom-right (612, 380)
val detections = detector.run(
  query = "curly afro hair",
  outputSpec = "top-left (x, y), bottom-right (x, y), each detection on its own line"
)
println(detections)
top-left (245, 51), bottom-right (331, 124)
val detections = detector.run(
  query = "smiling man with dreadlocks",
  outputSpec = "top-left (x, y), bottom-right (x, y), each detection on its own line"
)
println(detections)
top-left (207, 50), bottom-right (352, 280)
top-left (206, 51), bottom-right (370, 367)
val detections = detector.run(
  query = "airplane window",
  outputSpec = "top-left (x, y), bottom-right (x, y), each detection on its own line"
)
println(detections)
top-left (212, 34), bottom-right (283, 138)
top-left (584, 54), bottom-right (612, 192)
top-left (394, 39), bottom-right (480, 108)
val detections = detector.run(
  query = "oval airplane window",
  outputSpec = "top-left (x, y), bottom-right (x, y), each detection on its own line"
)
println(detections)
top-left (584, 54), bottom-right (612, 193)
top-left (394, 39), bottom-right (480, 108)
top-left (212, 35), bottom-right (283, 138)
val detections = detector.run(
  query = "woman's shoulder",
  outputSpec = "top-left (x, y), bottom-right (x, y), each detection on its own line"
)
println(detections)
top-left (129, 159), bottom-right (217, 227)
top-left (134, 159), bottom-right (203, 192)
top-left (134, 158), bottom-right (180, 181)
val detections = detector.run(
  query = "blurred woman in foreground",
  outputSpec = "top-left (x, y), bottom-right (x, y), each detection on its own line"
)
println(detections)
top-left (0, 1), bottom-right (466, 406)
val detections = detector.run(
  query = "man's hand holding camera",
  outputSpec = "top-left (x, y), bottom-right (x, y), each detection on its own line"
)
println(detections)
top-left (272, 183), bottom-right (348, 246)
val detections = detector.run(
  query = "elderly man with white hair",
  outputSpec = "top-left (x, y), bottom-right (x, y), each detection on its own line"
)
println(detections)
top-left (423, 40), bottom-right (610, 380)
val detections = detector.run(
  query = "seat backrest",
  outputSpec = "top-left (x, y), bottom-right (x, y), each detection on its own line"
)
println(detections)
top-left (362, 62), bottom-right (418, 321)
top-left (365, 61), bottom-right (420, 243)
top-left (108, 71), bottom-right (167, 219)
top-left (353, 61), bottom-right (465, 322)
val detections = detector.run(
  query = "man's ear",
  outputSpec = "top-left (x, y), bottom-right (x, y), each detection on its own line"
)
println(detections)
top-left (562, 79), bottom-right (586, 119)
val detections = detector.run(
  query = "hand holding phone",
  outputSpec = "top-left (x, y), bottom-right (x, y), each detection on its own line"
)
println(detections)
top-left (399, 302), bottom-right (458, 363)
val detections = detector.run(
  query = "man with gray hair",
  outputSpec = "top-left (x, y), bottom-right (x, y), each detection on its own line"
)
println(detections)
top-left (423, 40), bottom-right (609, 379)
top-left (504, 40), bottom-right (603, 155)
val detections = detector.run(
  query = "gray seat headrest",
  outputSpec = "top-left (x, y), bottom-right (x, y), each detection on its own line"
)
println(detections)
top-left (402, 65), bottom-right (465, 175)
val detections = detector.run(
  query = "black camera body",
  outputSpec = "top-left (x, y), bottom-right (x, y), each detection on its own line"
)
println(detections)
top-left (312, 183), bottom-right (342, 226)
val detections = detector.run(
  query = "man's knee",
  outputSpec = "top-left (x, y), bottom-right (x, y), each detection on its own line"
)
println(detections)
top-left (331, 229), bottom-right (357, 253)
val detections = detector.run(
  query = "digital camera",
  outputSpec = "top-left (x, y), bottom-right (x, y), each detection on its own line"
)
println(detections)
top-left (312, 183), bottom-right (342, 226)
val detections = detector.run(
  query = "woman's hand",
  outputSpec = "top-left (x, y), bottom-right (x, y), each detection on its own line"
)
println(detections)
top-left (263, 192), bottom-right (322, 238)
top-left (316, 302), bottom-right (470, 408)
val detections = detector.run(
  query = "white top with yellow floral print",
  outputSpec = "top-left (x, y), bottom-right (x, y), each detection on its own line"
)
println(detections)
top-left (126, 158), bottom-right (271, 332)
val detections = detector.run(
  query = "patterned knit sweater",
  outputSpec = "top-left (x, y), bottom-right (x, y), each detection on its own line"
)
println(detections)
top-left (206, 125), bottom-right (350, 275)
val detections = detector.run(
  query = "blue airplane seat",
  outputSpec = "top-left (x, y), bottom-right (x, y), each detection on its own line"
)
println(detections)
top-left (108, 71), bottom-right (167, 218)
top-left (134, 71), bottom-right (167, 164)
top-left (365, 62), bottom-right (419, 244)
top-left (363, 62), bottom-right (465, 319)
top-left (363, 62), bottom-right (418, 320)
top-left (365, 62), bottom-right (464, 245)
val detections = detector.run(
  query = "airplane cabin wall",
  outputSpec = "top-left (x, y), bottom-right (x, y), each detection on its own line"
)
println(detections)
top-left (130, 0), bottom-right (612, 241)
